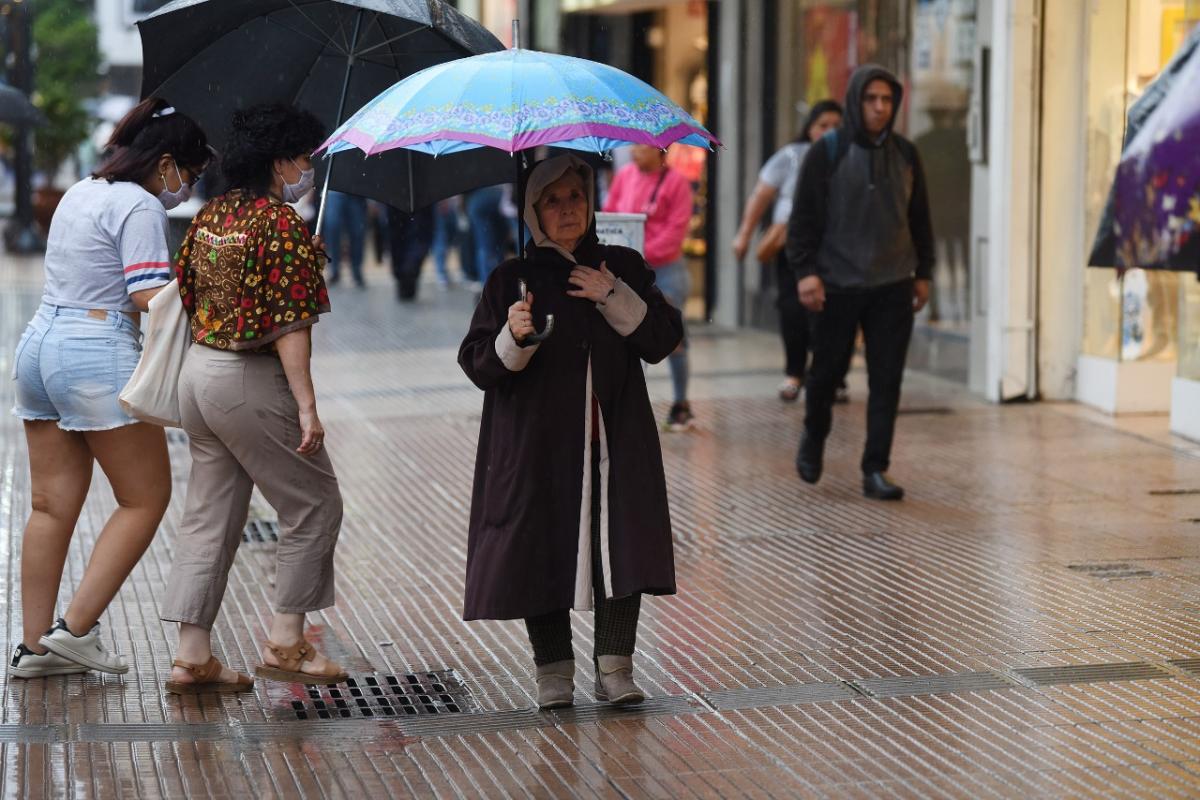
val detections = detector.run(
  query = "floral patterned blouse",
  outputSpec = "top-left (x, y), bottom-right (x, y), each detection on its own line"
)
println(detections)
top-left (175, 191), bottom-right (330, 351)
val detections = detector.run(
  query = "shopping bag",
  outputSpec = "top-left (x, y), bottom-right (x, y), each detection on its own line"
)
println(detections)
top-left (755, 222), bottom-right (788, 263)
top-left (118, 279), bottom-right (189, 427)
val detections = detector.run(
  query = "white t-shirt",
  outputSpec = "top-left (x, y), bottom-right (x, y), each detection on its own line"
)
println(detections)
top-left (758, 142), bottom-right (811, 225)
top-left (41, 178), bottom-right (172, 313)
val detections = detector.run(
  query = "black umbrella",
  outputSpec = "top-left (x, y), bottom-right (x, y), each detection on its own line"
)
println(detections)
top-left (136, 0), bottom-right (515, 218)
top-left (0, 82), bottom-right (43, 127)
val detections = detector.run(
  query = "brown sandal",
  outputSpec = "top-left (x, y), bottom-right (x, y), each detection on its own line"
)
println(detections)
top-left (255, 639), bottom-right (348, 685)
top-left (165, 657), bottom-right (254, 695)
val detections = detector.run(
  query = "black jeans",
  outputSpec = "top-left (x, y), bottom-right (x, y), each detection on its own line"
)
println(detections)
top-left (387, 206), bottom-right (434, 300)
top-left (777, 259), bottom-right (853, 386)
top-left (776, 260), bottom-right (810, 379)
top-left (525, 451), bottom-right (641, 666)
top-left (803, 279), bottom-right (914, 474)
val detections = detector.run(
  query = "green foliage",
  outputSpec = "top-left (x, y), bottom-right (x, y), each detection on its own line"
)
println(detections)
top-left (31, 0), bottom-right (100, 178)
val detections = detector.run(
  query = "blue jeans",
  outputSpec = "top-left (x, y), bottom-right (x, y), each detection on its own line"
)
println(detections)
top-left (430, 202), bottom-right (458, 285)
top-left (465, 186), bottom-right (508, 284)
top-left (653, 259), bottom-right (690, 404)
top-left (323, 191), bottom-right (367, 284)
top-left (11, 302), bottom-right (143, 431)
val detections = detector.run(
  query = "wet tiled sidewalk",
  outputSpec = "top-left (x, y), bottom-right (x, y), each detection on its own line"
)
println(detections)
top-left (4, 257), bottom-right (1200, 798)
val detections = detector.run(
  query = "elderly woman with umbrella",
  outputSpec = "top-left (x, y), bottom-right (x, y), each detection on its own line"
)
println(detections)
top-left (458, 154), bottom-right (683, 707)
top-left (318, 31), bottom-right (717, 707)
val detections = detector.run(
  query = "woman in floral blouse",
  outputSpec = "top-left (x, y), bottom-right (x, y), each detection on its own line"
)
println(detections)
top-left (160, 104), bottom-right (347, 694)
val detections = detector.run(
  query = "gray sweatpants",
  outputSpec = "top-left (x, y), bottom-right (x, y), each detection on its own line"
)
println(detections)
top-left (160, 346), bottom-right (343, 630)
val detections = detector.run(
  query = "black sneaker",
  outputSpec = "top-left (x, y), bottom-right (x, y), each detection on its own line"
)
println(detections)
top-left (665, 402), bottom-right (694, 432)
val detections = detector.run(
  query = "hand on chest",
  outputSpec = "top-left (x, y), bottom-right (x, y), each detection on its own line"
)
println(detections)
top-left (516, 269), bottom-right (618, 354)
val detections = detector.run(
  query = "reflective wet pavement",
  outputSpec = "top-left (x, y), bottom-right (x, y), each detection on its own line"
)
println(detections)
top-left (3, 256), bottom-right (1200, 798)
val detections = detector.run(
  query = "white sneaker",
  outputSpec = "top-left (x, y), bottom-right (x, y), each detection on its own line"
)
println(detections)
top-left (39, 618), bottom-right (128, 675)
top-left (9, 644), bottom-right (91, 679)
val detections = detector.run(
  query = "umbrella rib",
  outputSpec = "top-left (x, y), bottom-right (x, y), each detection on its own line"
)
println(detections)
top-left (356, 10), bottom-right (388, 62)
top-left (353, 26), bottom-right (429, 59)
top-left (282, 0), bottom-right (349, 56)
top-left (266, 16), bottom-right (347, 56)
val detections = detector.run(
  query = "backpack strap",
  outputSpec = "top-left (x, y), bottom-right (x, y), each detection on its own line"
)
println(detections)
top-left (822, 128), bottom-right (850, 170)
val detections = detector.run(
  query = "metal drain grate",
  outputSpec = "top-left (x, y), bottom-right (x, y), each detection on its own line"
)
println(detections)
top-left (896, 407), bottom-right (954, 416)
top-left (291, 672), bottom-right (472, 720)
top-left (243, 518), bottom-right (279, 544)
top-left (1149, 488), bottom-right (1200, 496)
top-left (702, 681), bottom-right (859, 711)
top-left (1066, 563), bottom-right (1157, 580)
top-left (849, 672), bottom-right (1013, 699)
top-left (1167, 659), bottom-right (1200, 678)
top-left (1013, 662), bottom-right (1172, 687)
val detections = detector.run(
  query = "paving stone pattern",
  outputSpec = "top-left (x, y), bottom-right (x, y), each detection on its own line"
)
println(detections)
top-left (3, 260), bottom-right (1200, 798)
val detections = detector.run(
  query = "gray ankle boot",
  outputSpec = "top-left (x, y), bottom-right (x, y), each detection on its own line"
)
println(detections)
top-left (535, 659), bottom-right (575, 709)
top-left (594, 655), bottom-right (645, 705)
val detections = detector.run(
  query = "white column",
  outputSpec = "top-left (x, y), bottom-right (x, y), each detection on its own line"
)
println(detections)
top-left (712, 0), bottom-right (745, 328)
top-left (1035, 0), bottom-right (1086, 400)
top-left (983, 0), bottom-right (1040, 401)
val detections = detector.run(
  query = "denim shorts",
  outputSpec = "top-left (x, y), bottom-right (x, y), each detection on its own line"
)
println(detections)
top-left (11, 302), bottom-right (143, 431)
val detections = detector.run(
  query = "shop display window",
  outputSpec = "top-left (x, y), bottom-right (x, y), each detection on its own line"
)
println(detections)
top-left (779, 0), bottom-right (977, 333)
top-left (1179, 273), bottom-right (1200, 380)
top-left (1082, 0), bottom-right (1192, 363)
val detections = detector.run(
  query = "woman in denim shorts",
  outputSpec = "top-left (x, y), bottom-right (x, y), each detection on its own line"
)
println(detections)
top-left (9, 98), bottom-right (210, 680)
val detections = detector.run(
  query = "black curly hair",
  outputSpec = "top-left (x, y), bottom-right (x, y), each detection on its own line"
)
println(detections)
top-left (220, 104), bottom-right (327, 195)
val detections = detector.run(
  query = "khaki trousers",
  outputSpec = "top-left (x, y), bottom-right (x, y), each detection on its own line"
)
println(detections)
top-left (160, 346), bottom-right (342, 629)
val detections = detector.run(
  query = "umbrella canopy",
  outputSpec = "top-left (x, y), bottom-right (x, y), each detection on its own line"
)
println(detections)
top-left (319, 47), bottom-right (720, 157)
top-left (0, 82), bottom-right (43, 127)
top-left (317, 41), bottom-right (718, 283)
top-left (1090, 25), bottom-right (1200, 270)
top-left (136, 0), bottom-right (513, 210)
top-left (1109, 46), bottom-right (1200, 271)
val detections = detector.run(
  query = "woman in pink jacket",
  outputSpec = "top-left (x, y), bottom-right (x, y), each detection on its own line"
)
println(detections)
top-left (603, 146), bottom-right (695, 430)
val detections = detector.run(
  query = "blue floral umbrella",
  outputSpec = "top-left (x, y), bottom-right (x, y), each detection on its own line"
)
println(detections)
top-left (317, 28), bottom-right (719, 340)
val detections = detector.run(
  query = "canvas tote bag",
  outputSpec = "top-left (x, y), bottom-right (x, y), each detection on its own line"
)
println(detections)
top-left (119, 279), bottom-right (189, 427)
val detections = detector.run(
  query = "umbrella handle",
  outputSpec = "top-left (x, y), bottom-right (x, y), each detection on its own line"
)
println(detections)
top-left (518, 278), bottom-right (554, 344)
top-left (314, 177), bottom-right (332, 238)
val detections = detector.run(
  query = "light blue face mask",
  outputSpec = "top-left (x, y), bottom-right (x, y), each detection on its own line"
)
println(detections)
top-left (279, 158), bottom-right (315, 203)
top-left (157, 161), bottom-right (191, 210)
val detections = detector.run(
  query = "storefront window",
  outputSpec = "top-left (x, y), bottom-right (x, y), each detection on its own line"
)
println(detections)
top-left (1180, 273), bottom-right (1200, 380)
top-left (777, 0), bottom-right (976, 339)
top-left (1082, 0), bottom-right (1191, 363)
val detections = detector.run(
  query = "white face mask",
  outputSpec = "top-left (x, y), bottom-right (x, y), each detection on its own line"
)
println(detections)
top-left (157, 161), bottom-right (191, 210)
top-left (279, 158), bottom-right (315, 203)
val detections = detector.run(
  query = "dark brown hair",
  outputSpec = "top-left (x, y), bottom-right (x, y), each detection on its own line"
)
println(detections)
top-left (93, 97), bottom-right (210, 184)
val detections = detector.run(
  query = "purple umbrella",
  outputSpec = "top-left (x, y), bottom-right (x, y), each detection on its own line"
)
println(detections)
top-left (1105, 29), bottom-right (1200, 271)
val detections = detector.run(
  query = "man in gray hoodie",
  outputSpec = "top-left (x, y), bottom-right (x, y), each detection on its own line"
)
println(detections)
top-left (785, 64), bottom-right (935, 500)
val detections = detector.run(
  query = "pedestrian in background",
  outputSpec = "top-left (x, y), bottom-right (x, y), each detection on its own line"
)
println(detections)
top-left (465, 185), bottom-right (508, 284)
top-left (603, 145), bottom-right (695, 431)
top-left (162, 103), bottom-right (347, 693)
top-left (733, 100), bottom-right (844, 403)
top-left (788, 65), bottom-right (935, 501)
top-left (430, 197), bottom-right (463, 288)
top-left (388, 205), bottom-right (434, 301)
top-left (9, 98), bottom-right (210, 679)
top-left (459, 155), bottom-right (682, 710)
top-left (322, 189), bottom-right (367, 287)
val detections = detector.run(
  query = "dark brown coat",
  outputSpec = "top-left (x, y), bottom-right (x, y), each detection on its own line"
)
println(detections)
top-left (458, 232), bottom-right (683, 620)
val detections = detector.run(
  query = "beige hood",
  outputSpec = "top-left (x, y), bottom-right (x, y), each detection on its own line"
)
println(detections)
top-left (523, 154), bottom-right (596, 262)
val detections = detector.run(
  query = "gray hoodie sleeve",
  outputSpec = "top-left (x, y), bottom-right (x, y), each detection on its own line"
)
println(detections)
top-left (785, 137), bottom-right (833, 282)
